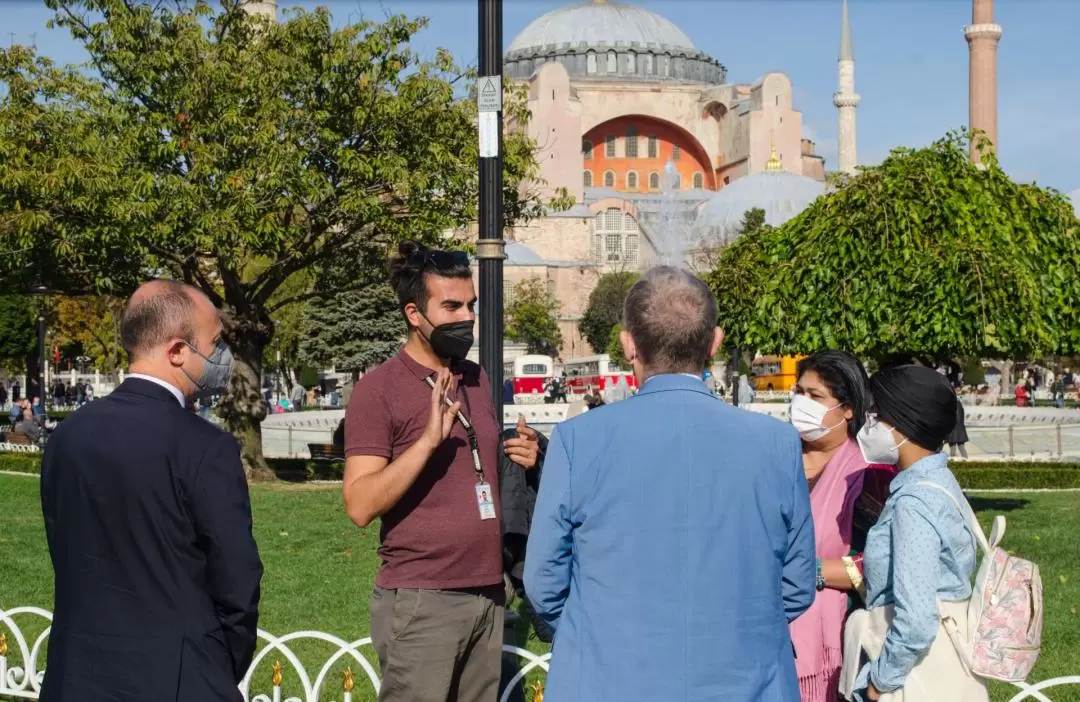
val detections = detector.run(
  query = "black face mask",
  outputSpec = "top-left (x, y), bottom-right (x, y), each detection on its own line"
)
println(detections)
top-left (422, 318), bottom-right (474, 360)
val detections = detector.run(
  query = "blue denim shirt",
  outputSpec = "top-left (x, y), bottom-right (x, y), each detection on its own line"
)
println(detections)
top-left (854, 452), bottom-right (976, 697)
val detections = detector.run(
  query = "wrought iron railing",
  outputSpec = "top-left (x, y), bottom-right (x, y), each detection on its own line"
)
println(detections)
top-left (2, 606), bottom-right (1079, 701)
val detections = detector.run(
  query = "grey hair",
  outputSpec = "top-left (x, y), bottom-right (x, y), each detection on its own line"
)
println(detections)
top-left (120, 280), bottom-right (197, 361)
top-left (623, 266), bottom-right (718, 374)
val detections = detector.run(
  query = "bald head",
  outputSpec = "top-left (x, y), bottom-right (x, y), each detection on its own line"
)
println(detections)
top-left (121, 280), bottom-right (203, 361)
top-left (623, 266), bottom-right (719, 375)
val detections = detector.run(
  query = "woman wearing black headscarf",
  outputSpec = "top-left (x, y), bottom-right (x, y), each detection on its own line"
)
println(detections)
top-left (840, 365), bottom-right (987, 702)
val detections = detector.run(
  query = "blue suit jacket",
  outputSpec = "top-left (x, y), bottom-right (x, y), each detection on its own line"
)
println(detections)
top-left (524, 374), bottom-right (815, 702)
top-left (39, 378), bottom-right (263, 702)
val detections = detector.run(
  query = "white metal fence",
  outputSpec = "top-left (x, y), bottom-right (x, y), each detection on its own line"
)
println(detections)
top-left (2, 606), bottom-right (1078, 701)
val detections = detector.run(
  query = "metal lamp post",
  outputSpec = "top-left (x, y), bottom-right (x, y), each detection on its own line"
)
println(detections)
top-left (477, 0), bottom-right (505, 420)
top-left (30, 284), bottom-right (49, 405)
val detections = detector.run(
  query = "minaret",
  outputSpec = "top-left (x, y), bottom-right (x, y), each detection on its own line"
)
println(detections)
top-left (833, 0), bottom-right (860, 175)
top-left (965, 0), bottom-right (1001, 162)
top-left (239, 0), bottom-right (277, 21)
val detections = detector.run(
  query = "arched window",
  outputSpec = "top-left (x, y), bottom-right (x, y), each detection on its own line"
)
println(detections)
top-left (586, 51), bottom-right (597, 74)
top-left (603, 170), bottom-right (615, 188)
top-left (647, 135), bottom-right (658, 159)
top-left (626, 52), bottom-right (636, 73)
top-left (626, 171), bottom-right (638, 190)
top-left (605, 135), bottom-right (616, 158)
top-left (649, 171), bottom-right (660, 190)
top-left (626, 125), bottom-right (638, 158)
top-left (583, 170), bottom-right (593, 187)
top-left (693, 172), bottom-right (704, 189)
top-left (582, 139), bottom-right (593, 159)
top-left (607, 51), bottom-right (617, 73)
top-left (644, 54), bottom-right (654, 74)
top-left (672, 144), bottom-right (681, 160)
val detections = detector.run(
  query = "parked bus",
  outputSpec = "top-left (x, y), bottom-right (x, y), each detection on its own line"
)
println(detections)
top-left (750, 355), bottom-right (803, 392)
top-left (503, 354), bottom-right (554, 397)
top-left (562, 354), bottom-right (637, 395)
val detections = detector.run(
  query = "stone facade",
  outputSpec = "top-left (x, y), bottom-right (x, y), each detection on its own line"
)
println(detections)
top-left (488, 0), bottom-right (832, 360)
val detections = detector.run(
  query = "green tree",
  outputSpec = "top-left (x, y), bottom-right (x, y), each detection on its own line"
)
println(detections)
top-left (606, 324), bottom-right (627, 368)
top-left (0, 2), bottom-right (551, 478)
top-left (298, 280), bottom-right (405, 374)
top-left (0, 296), bottom-right (37, 376)
top-left (708, 131), bottom-right (1080, 361)
top-left (505, 277), bottom-right (562, 357)
top-left (579, 272), bottom-right (640, 354)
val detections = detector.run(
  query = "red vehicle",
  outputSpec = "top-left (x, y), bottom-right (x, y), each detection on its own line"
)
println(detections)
top-left (503, 355), bottom-right (555, 397)
top-left (562, 354), bottom-right (637, 395)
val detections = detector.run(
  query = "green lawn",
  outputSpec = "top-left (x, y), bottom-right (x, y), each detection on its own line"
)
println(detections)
top-left (1, 475), bottom-right (1078, 701)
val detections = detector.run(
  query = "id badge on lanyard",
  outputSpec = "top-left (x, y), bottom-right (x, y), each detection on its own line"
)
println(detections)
top-left (425, 375), bottom-right (496, 521)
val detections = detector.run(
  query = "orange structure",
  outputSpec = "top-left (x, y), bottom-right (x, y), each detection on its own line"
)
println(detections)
top-left (581, 116), bottom-right (715, 193)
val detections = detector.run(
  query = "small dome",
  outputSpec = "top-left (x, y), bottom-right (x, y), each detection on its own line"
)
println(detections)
top-left (505, 242), bottom-right (547, 266)
top-left (507, 2), bottom-right (695, 54)
top-left (694, 171), bottom-right (826, 243)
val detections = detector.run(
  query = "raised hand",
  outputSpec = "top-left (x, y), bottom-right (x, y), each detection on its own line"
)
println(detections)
top-left (504, 414), bottom-right (540, 469)
top-left (422, 368), bottom-right (460, 449)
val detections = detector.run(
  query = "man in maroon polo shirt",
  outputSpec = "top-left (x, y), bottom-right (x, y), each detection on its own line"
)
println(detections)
top-left (343, 241), bottom-right (540, 702)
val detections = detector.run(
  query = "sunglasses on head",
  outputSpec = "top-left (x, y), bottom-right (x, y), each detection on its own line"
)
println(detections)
top-left (408, 250), bottom-right (470, 270)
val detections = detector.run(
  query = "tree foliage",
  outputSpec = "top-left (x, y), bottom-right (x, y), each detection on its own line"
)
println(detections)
top-left (579, 271), bottom-right (640, 354)
top-left (0, 1), bottom-right (551, 477)
top-left (0, 296), bottom-right (37, 371)
top-left (606, 324), bottom-right (628, 368)
top-left (298, 279), bottom-right (405, 373)
top-left (50, 296), bottom-right (124, 372)
top-left (707, 132), bottom-right (1080, 360)
top-left (505, 277), bottom-right (561, 357)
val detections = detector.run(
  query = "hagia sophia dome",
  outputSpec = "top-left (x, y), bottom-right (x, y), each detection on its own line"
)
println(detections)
top-left (504, 1), bottom-right (725, 84)
top-left (694, 156), bottom-right (828, 244)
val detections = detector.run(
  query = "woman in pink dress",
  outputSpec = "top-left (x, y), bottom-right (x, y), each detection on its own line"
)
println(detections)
top-left (788, 351), bottom-right (874, 701)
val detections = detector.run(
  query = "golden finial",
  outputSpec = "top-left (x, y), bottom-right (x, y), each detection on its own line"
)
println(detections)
top-left (531, 680), bottom-right (545, 702)
top-left (343, 667), bottom-right (355, 692)
top-left (272, 661), bottom-right (283, 687)
top-left (0, 632), bottom-right (7, 657)
top-left (766, 133), bottom-right (782, 172)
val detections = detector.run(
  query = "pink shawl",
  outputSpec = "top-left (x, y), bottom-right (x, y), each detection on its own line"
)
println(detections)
top-left (789, 438), bottom-right (867, 700)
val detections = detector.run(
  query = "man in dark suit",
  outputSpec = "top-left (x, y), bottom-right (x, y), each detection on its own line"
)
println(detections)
top-left (40, 280), bottom-right (263, 701)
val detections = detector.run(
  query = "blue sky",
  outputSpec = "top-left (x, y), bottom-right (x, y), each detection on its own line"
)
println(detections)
top-left (6, 0), bottom-right (1079, 197)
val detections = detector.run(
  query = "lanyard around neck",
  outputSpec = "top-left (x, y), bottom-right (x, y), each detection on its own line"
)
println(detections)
top-left (424, 375), bottom-right (485, 483)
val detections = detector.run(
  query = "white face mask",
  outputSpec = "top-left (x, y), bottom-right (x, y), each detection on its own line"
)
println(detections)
top-left (790, 394), bottom-right (844, 441)
top-left (856, 416), bottom-right (909, 465)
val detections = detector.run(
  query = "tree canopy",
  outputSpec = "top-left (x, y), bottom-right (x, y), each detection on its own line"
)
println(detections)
top-left (298, 279), bottom-right (404, 374)
top-left (0, 296), bottom-right (37, 373)
top-left (0, 0), bottom-right (553, 477)
top-left (579, 271), bottom-right (639, 354)
top-left (505, 277), bottom-right (561, 358)
top-left (707, 132), bottom-right (1080, 361)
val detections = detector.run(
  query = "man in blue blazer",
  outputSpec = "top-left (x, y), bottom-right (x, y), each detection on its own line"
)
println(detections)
top-left (525, 266), bottom-right (816, 701)
top-left (40, 280), bottom-right (263, 701)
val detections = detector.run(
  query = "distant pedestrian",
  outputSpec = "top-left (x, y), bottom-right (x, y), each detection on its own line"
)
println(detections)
top-left (947, 394), bottom-right (969, 459)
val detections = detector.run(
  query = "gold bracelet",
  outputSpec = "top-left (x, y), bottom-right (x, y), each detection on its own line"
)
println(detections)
top-left (842, 555), bottom-right (864, 592)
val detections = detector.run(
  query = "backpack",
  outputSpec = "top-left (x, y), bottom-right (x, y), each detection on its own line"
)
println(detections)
top-left (918, 481), bottom-right (1043, 682)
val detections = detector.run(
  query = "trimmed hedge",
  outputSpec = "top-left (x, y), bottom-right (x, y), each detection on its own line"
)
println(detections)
top-left (0, 452), bottom-right (343, 482)
top-left (2, 452), bottom-right (1077, 489)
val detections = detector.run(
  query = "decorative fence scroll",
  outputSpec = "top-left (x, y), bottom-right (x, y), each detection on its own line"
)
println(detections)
top-left (2, 606), bottom-right (1077, 701)
top-left (0, 606), bottom-right (549, 701)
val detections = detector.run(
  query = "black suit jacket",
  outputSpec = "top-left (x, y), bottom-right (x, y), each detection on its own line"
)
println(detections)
top-left (39, 378), bottom-right (263, 702)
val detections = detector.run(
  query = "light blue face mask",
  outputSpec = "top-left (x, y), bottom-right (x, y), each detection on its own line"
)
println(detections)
top-left (183, 339), bottom-right (235, 397)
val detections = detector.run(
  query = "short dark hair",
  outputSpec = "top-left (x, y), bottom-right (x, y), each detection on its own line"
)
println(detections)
top-left (624, 266), bottom-right (717, 374)
top-left (120, 280), bottom-right (196, 361)
top-left (388, 240), bottom-right (472, 322)
top-left (796, 351), bottom-right (871, 438)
